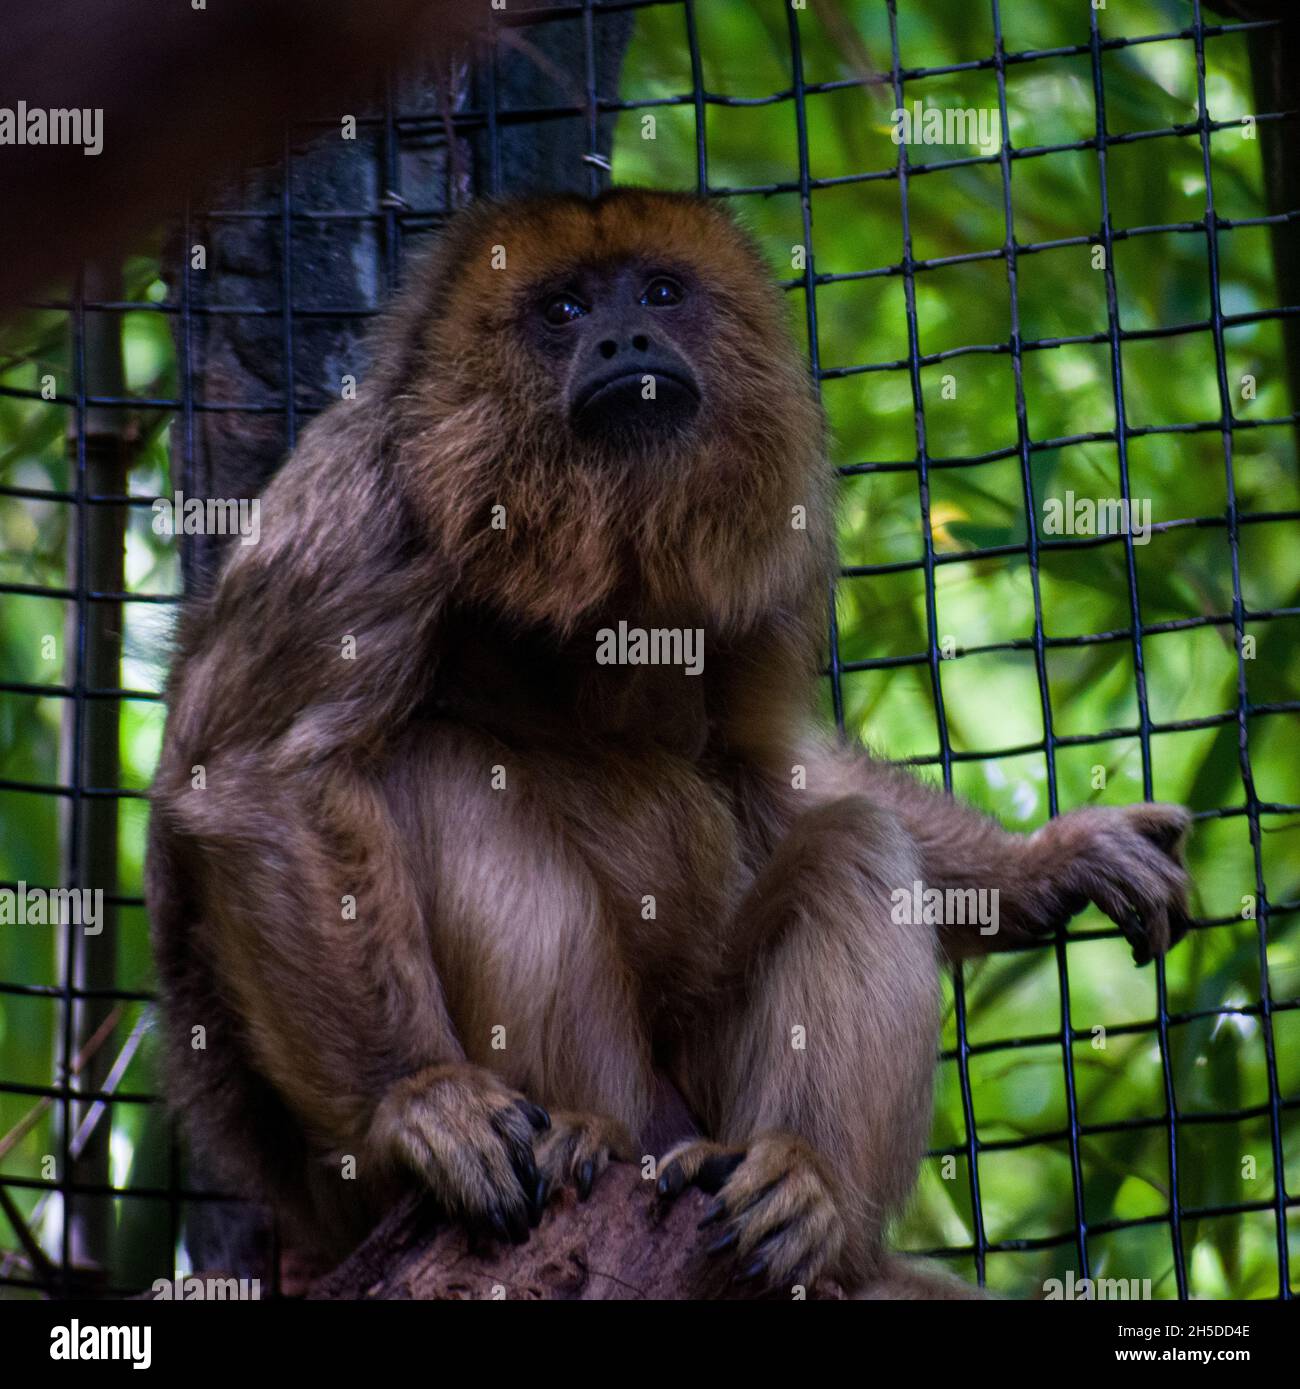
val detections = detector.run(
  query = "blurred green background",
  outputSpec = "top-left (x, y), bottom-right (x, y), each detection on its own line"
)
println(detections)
top-left (1, 0), bottom-right (1296, 1298)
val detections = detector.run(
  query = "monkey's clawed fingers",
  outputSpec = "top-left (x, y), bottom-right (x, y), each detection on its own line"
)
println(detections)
top-left (370, 1063), bottom-right (551, 1244)
top-left (657, 1132), bottom-right (845, 1291)
top-left (1032, 802), bottom-right (1194, 965)
top-left (655, 1138), bottom-right (745, 1199)
top-left (535, 1111), bottom-right (635, 1207)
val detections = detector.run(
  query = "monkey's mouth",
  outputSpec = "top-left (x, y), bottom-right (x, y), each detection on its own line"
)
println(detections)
top-left (570, 368), bottom-right (701, 441)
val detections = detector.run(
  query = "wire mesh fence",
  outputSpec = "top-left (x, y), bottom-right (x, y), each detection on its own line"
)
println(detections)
top-left (0, 0), bottom-right (1296, 1299)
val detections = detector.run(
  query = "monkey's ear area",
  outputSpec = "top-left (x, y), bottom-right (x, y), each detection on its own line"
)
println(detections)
top-left (366, 196), bottom-right (519, 382)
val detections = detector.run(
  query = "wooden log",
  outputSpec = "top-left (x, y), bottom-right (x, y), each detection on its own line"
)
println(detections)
top-left (307, 1162), bottom-right (846, 1302)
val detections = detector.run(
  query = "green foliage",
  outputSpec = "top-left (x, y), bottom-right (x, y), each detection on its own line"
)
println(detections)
top-left (0, 249), bottom-right (176, 1294)
top-left (615, 0), bottom-right (1297, 1298)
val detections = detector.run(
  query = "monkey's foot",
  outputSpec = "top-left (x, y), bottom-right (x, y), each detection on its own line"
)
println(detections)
top-left (535, 1111), bottom-right (635, 1205)
top-left (1028, 802), bottom-right (1193, 965)
top-left (370, 1063), bottom-right (551, 1244)
top-left (656, 1131), bottom-right (845, 1291)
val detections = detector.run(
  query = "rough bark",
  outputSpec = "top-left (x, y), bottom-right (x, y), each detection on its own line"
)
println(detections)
top-left (307, 1166), bottom-right (845, 1302)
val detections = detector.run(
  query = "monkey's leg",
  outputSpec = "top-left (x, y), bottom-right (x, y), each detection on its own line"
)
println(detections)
top-left (816, 749), bottom-right (1193, 965)
top-left (408, 727), bottom-right (657, 1206)
top-left (661, 796), bottom-right (939, 1291)
top-left (153, 756), bottom-right (553, 1244)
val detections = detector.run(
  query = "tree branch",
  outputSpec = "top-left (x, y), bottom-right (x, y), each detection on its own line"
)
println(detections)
top-left (307, 1164), bottom-right (846, 1302)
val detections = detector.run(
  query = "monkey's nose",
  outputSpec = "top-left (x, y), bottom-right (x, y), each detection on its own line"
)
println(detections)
top-left (597, 334), bottom-right (651, 359)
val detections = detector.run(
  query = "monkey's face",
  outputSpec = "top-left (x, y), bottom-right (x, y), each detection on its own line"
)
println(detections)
top-left (396, 190), bottom-right (832, 633)
top-left (408, 191), bottom-right (810, 469)
top-left (525, 259), bottom-right (704, 447)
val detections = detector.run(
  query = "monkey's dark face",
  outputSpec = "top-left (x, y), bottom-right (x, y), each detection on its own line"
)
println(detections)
top-left (399, 190), bottom-right (832, 634)
top-left (523, 259), bottom-right (705, 446)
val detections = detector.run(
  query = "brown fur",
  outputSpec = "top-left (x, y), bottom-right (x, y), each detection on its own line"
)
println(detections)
top-left (147, 189), bottom-right (1193, 1294)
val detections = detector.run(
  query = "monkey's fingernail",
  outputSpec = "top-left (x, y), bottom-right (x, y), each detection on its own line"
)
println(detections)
top-left (657, 1167), bottom-right (684, 1198)
top-left (577, 1160), bottom-right (594, 1201)
top-left (506, 1204), bottom-right (530, 1244)
top-left (518, 1101), bottom-right (551, 1131)
top-left (695, 1152), bottom-right (744, 1194)
top-left (509, 1144), bottom-right (538, 1195)
top-left (527, 1176), bottom-right (545, 1226)
top-left (705, 1228), bottom-right (739, 1257)
top-left (697, 1197), bottom-right (727, 1229)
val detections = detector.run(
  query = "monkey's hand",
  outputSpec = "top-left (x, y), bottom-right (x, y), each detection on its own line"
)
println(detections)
top-left (369, 1063), bottom-right (551, 1243)
top-left (1022, 802), bottom-right (1193, 965)
top-left (655, 1132), bottom-right (845, 1291)
top-left (535, 1111), bottom-right (635, 1206)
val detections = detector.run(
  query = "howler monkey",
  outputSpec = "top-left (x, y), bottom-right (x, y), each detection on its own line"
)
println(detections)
top-left (147, 189), bottom-right (1193, 1296)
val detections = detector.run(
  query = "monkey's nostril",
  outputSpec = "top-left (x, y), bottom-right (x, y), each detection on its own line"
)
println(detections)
top-left (632, 334), bottom-right (649, 352)
top-left (598, 339), bottom-right (617, 359)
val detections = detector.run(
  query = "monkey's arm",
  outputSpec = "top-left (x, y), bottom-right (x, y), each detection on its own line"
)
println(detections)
top-left (150, 750), bottom-right (548, 1242)
top-left (165, 404), bottom-right (451, 765)
top-left (826, 750), bottom-right (1192, 964)
top-left (150, 409), bottom-right (548, 1240)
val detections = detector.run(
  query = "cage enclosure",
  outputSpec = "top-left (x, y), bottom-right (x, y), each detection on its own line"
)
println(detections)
top-left (0, 0), bottom-right (1296, 1303)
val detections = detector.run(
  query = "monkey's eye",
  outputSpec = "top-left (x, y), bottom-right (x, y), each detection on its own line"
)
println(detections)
top-left (640, 276), bottom-right (684, 308)
top-left (542, 293), bottom-right (588, 326)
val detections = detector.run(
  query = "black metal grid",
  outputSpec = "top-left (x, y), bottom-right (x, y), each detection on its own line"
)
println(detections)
top-left (0, 0), bottom-right (1296, 1299)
